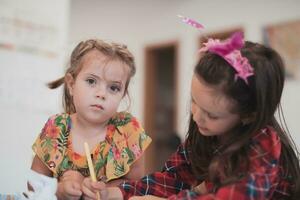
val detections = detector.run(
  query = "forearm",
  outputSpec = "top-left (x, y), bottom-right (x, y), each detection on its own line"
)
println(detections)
top-left (105, 187), bottom-right (124, 200)
top-left (118, 143), bottom-right (193, 199)
top-left (118, 173), bottom-right (191, 199)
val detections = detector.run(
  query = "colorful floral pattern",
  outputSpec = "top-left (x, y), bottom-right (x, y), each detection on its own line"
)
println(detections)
top-left (32, 112), bottom-right (151, 181)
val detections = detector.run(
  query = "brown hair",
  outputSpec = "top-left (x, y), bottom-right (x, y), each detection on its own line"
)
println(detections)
top-left (48, 39), bottom-right (136, 114)
top-left (186, 41), bottom-right (300, 198)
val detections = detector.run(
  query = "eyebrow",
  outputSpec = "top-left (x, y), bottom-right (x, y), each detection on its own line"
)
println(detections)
top-left (110, 80), bottom-right (123, 87)
top-left (85, 73), bottom-right (100, 79)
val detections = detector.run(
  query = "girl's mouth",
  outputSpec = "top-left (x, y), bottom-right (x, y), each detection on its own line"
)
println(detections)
top-left (91, 104), bottom-right (104, 110)
top-left (198, 126), bottom-right (208, 132)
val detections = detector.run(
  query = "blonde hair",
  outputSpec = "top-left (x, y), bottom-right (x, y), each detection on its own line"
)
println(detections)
top-left (48, 39), bottom-right (136, 114)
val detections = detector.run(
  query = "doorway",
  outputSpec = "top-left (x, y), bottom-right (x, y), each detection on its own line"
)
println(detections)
top-left (144, 42), bottom-right (180, 173)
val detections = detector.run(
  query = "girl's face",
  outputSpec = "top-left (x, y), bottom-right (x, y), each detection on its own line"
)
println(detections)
top-left (191, 74), bottom-right (241, 137)
top-left (67, 50), bottom-right (129, 125)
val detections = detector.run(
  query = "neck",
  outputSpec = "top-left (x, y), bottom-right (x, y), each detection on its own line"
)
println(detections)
top-left (71, 113), bottom-right (107, 138)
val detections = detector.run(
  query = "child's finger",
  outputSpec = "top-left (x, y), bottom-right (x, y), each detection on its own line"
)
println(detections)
top-left (91, 181), bottom-right (106, 190)
top-left (81, 177), bottom-right (93, 189)
top-left (90, 181), bottom-right (107, 198)
top-left (81, 178), bottom-right (97, 199)
top-left (81, 185), bottom-right (97, 199)
top-left (66, 182), bottom-right (82, 196)
top-left (129, 195), bottom-right (166, 200)
top-left (62, 170), bottom-right (84, 182)
top-left (192, 181), bottom-right (207, 194)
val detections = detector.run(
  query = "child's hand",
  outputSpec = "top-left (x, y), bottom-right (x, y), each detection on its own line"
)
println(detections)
top-left (81, 177), bottom-right (107, 200)
top-left (60, 170), bottom-right (85, 183)
top-left (57, 180), bottom-right (82, 200)
top-left (56, 170), bottom-right (84, 200)
top-left (129, 195), bottom-right (166, 200)
top-left (192, 181), bottom-right (208, 194)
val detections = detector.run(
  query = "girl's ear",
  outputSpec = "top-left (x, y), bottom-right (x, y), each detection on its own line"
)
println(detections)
top-left (241, 112), bottom-right (256, 125)
top-left (65, 73), bottom-right (75, 96)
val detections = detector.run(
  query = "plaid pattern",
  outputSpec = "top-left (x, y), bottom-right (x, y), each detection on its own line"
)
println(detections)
top-left (119, 126), bottom-right (293, 199)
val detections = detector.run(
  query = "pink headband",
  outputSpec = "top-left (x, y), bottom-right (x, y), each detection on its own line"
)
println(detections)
top-left (178, 16), bottom-right (254, 84)
top-left (199, 32), bottom-right (254, 84)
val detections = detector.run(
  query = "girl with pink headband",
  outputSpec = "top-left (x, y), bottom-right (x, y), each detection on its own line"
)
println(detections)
top-left (81, 23), bottom-right (300, 200)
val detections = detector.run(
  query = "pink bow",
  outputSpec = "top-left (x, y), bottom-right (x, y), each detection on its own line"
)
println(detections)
top-left (199, 32), bottom-right (254, 84)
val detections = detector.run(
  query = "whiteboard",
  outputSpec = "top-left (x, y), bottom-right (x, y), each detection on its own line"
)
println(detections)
top-left (0, 0), bottom-right (69, 194)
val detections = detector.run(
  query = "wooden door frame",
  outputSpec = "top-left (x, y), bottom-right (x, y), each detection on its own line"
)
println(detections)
top-left (144, 40), bottom-right (179, 173)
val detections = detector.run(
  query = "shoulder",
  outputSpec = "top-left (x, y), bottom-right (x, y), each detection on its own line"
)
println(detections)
top-left (40, 113), bottom-right (71, 139)
top-left (108, 111), bottom-right (151, 148)
top-left (48, 113), bottom-right (70, 124)
top-left (32, 113), bottom-right (71, 176)
top-left (108, 112), bottom-right (144, 134)
top-left (107, 111), bottom-right (150, 146)
top-left (105, 112), bottom-right (151, 181)
top-left (249, 126), bottom-right (281, 167)
top-left (108, 112), bottom-right (137, 127)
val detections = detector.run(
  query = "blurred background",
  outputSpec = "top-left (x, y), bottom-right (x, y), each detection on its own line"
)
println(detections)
top-left (0, 0), bottom-right (300, 194)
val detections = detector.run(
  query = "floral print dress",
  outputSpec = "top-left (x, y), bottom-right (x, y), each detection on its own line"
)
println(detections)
top-left (32, 112), bottom-right (151, 182)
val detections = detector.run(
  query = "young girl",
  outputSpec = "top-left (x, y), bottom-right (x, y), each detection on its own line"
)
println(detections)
top-left (30, 39), bottom-right (152, 199)
top-left (83, 32), bottom-right (300, 200)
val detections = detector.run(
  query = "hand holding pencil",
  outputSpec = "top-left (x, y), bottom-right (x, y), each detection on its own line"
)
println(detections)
top-left (84, 142), bottom-right (101, 200)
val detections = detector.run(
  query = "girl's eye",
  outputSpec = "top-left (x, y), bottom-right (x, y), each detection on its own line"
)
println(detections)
top-left (207, 113), bottom-right (219, 120)
top-left (86, 78), bottom-right (96, 85)
top-left (109, 84), bottom-right (121, 93)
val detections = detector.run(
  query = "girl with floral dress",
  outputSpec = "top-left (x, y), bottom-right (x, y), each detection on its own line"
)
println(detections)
top-left (30, 39), bottom-right (151, 200)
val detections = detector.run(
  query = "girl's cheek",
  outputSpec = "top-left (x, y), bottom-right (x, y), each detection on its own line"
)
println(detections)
top-left (191, 104), bottom-right (195, 114)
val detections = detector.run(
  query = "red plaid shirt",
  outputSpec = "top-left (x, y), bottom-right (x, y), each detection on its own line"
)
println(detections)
top-left (118, 126), bottom-right (294, 199)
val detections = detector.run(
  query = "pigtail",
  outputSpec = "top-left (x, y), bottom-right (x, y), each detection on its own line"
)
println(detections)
top-left (46, 75), bottom-right (75, 114)
top-left (63, 85), bottom-right (75, 114)
top-left (47, 77), bottom-right (65, 89)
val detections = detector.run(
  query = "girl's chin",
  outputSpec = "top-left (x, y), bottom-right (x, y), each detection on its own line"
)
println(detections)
top-left (198, 127), bottom-right (211, 136)
top-left (198, 126), bottom-right (207, 132)
top-left (198, 127), bottom-right (221, 137)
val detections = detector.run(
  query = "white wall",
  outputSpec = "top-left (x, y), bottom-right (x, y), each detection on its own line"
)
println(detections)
top-left (0, 0), bottom-right (69, 194)
top-left (70, 0), bottom-right (300, 143)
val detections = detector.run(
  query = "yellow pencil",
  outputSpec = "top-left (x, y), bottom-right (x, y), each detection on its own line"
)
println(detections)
top-left (84, 142), bottom-right (100, 200)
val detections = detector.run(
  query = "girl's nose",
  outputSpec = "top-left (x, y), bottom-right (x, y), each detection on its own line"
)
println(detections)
top-left (192, 107), bottom-right (205, 125)
top-left (96, 87), bottom-right (106, 100)
top-left (96, 94), bottom-right (105, 100)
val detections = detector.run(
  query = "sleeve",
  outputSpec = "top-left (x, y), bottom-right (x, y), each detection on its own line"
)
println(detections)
top-left (118, 143), bottom-right (195, 199)
top-left (120, 128), bottom-right (286, 200)
top-left (119, 113), bottom-right (152, 159)
top-left (166, 127), bottom-right (285, 200)
top-left (32, 114), bottom-right (67, 177)
top-left (105, 112), bottom-right (152, 181)
top-left (168, 167), bottom-right (280, 200)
